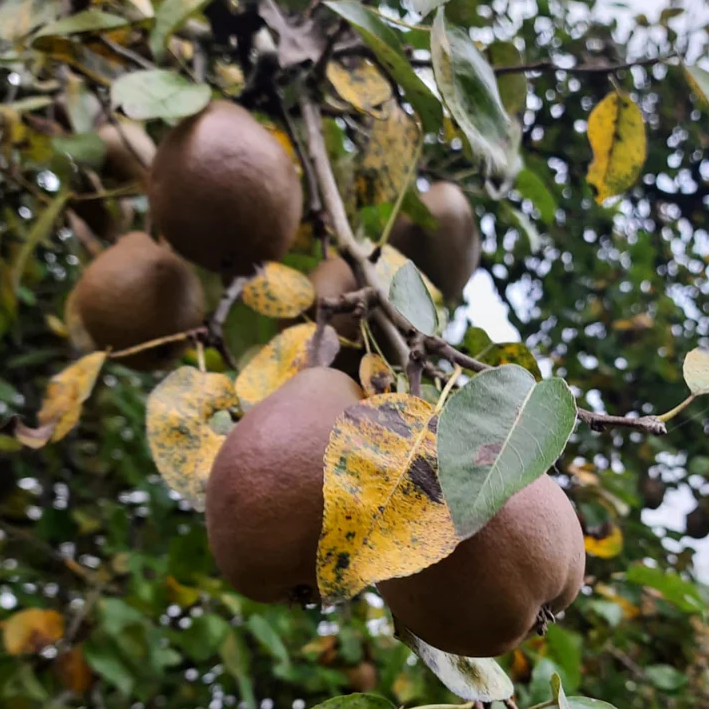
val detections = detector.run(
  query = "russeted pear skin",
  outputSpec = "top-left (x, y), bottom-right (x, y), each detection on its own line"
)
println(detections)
top-left (206, 368), bottom-right (363, 604)
top-left (98, 121), bottom-right (156, 184)
top-left (148, 101), bottom-right (303, 276)
top-left (73, 232), bottom-right (205, 370)
top-left (378, 475), bottom-right (585, 657)
top-left (389, 182), bottom-right (480, 302)
top-left (308, 257), bottom-right (360, 341)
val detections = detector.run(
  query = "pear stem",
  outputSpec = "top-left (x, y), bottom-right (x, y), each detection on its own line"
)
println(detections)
top-left (657, 393), bottom-right (696, 422)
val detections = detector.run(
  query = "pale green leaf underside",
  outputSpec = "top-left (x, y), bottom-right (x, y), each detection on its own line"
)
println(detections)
top-left (389, 261), bottom-right (438, 336)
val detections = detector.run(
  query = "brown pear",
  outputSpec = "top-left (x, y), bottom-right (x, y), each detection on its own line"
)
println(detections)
top-left (148, 101), bottom-right (303, 276)
top-left (378, 474), bottom-right (585, 657)
top-left (389, 181), bottom-right (480, 302)
top-left (205, 367), bottom-right (363, 604)
top-left (98, 121), bottom-right (156, 185)
top-left (308, 256), bottom-right (360, 342)
top-left (73, 232), bottom-right (205, 370)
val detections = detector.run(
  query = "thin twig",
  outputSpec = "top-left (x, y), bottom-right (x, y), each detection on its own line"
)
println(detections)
top-left (109, 327), bottom-right (207, 359)
top-left (207, 276), bottom-right (249, 371)
top-left (98, 36), bottom-right (155, 70)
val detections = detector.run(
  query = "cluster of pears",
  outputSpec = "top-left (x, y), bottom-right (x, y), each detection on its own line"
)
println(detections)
top-left (70, 101), bottom-right (303, 369)
top-left (69, 98), bottom-right (585, 658)
top-left (206, 368), bottom-right (585, 658)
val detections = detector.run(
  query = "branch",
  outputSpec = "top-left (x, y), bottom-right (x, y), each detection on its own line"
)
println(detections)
top-left (208, 275), bottom-right (249, 370)
top-left (321, 287), bottom-right (667, 435)
top-left (299, 94), bottom-right (410, 366)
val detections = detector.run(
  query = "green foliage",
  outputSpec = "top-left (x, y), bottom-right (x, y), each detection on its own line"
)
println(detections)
top-left (1, 0), bottom-right (709, 708)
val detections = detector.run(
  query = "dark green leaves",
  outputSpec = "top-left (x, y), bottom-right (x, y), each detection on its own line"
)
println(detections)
top-left (389, 261), bottom-right (438, 336)
top-left (323, 1), bottom-right (442, 133)
top-left (431, 8), bottom-right (519, 181)
top-left (516, 166), bottom-right (557, 224)
top-left (463, 326), bottom-right (542, 379)
top-left (111, 69), bottom-right (211, 121)
top-left (438, 365), bottom-right (577, 539)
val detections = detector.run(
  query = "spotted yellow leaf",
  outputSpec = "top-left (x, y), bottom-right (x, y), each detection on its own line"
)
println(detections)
top-left (359, 353), bottom-right (394, 397)
top-left (146, 366), bottom-right (238, 511)
top-left (235, 323), bottom-right (340, 411)
top-left (317, 393), bottom-right (458, 603)
top-left (357, 99), bottom-right (421, 206)
top-left (3, 608), bottom-right (64, 655)
top-left (242, 262), bottom-right (315, 318)
top-left (587, 91), bottom-right (646, 203)
top-left (326, 59), bottom-right (392, 117)
top-left (585, 524), bottom-right (624, 559)
top-left (683, 347), bottom-right (709, 395)
top-left (15, 351), bottom-right (107, 448)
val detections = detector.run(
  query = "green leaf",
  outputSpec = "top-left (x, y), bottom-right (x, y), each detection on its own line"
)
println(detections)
top-left (221, 630), bottom-right (256, 709)
top-left (549, 699), bottom-right (619, 709)
top-left (431, 8), bottom-right (519, 180)
top-left (503, 203), bottom-right (541, 253)
top-left (626, 564), bottom-right (705, 613)
top-left (99, 598), bottom-right (144, 636)
top-left (34, 9), bottom-right (128, 38)
top-left (150, 0), bottom-right (212, 62)
top-left (487, 41), bottom-right (528, 114)
top-left (551, 672), bottom-right (570, 709)
top-left (11, 189), bottom-right (70, 293)
top-left (438, 364), bottom-right (577, 539)
top-left (515, 167), bottom-right (557, 224)
top-left (177, 614), bottom-right (230, 662)
top-left (431, 8), bottom-right (521, 178)
top-left (389, 261), bottom-right (438, 336)
top-left (323, 1), bottom-right (442, 133)
top-left (4, 96), bottom-right (53, 113)
top-left (0, 0), bottom-right (63, 42)
top-left (645, 664), bottom-right (687, 691)
top-left (246, 615), bottom-right (290, 667)
top-left (684, 64), bottom-right (709, 111)
top-left (311, 694), bottom-right (396, 709)
top-left (588, 600), bottom-right (623, 627)
top-left (683, 347), bottom-right (709, 394)
top-left (52, 132), bottom-right (107, 169)
top-left (111, 69), bottom-right (211, 121)
top-left (410, 0), bottom-right (449, 16)
top-left (546, 625), bottom-right (582, 691)
top-left (395, 624), bottom-right (514, 702)
top-left (84, 639), bottom-right (136, 696)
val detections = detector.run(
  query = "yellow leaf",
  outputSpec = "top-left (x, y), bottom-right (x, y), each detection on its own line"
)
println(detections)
top-left (242, 262), bottom-right (315, 318)
top-left (359, 353), bottom-right (394, 397)
top-left (16, 351), bottom-right (107, 448)
top-left (214, 60), bottom-right (245, 96)
top-left (3, 608), bottom-right (64, 655)
top-left (326, 59), bottom-right (392, 117)
top-left (373, 243), bottom-right (443, 306)
top-left (595, 583), bottom-right (640, 619)
top-left (612, 312), bottom-right (654, 332)
top-left (683, 347), bottom-right (709, 395)
top-left (146, 367), bottom-right (238, 511)
top-left (586, 91), bottom-right (646, 204)
top-left (584, 524), bottom-right (624, 559)
top-left (165, 576), bottom-right (200, 607)
top-left (317, 394), bottom-right (458, 603)
top-left (235, 323), bottom-right (340, 411)
top-left (45, 313), bottom-right (69, 338)
top-left (55, 644), bottom-right (93, 694)
top-left (357, 99), bottom-right (421, 206)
